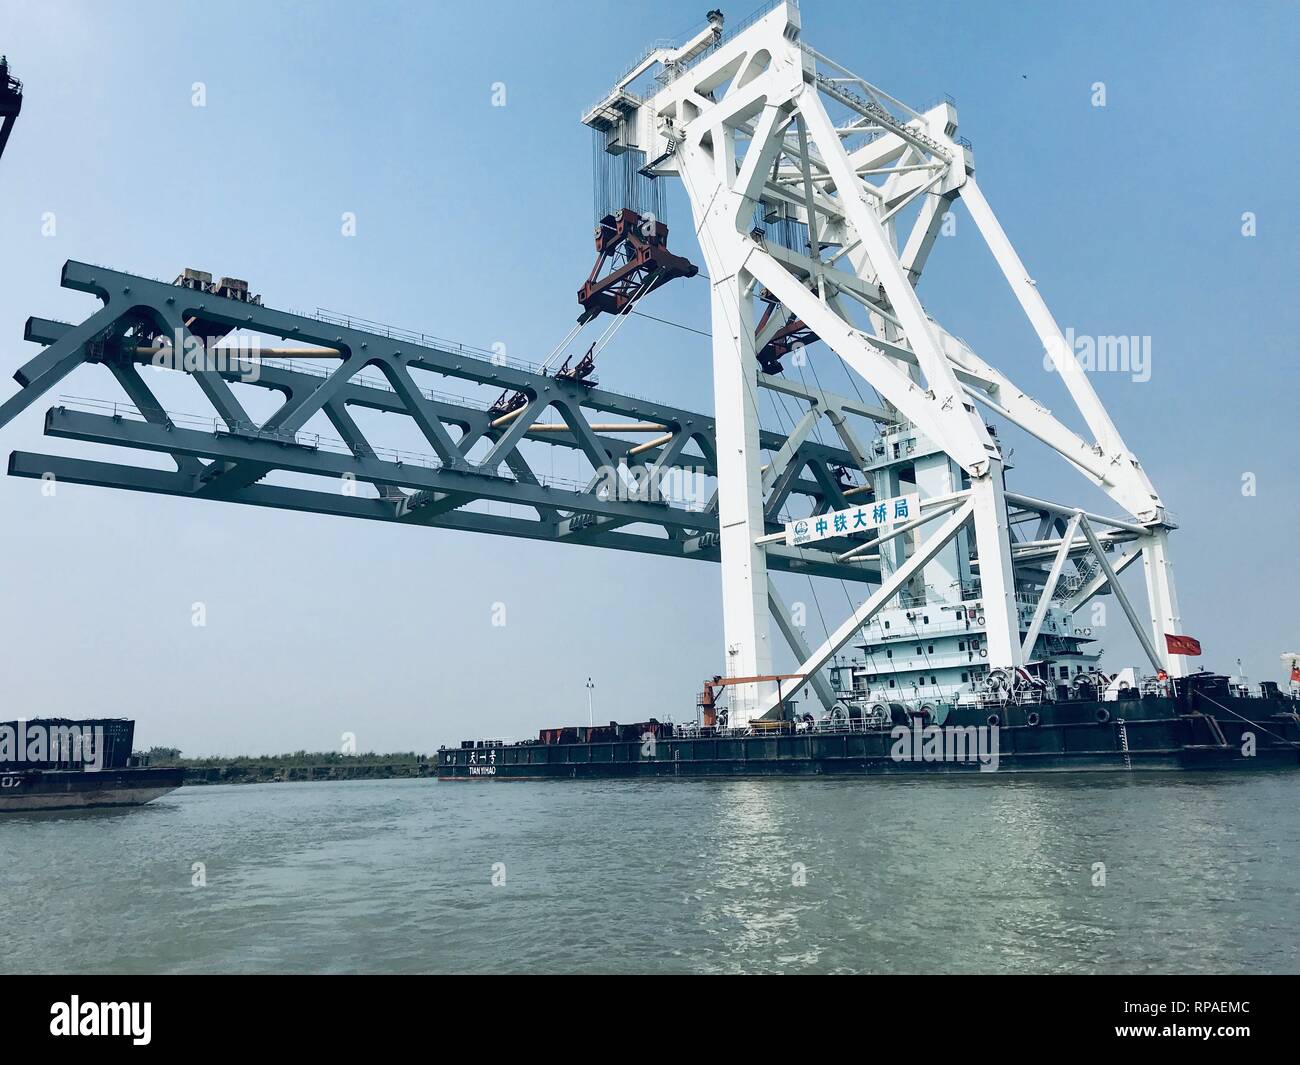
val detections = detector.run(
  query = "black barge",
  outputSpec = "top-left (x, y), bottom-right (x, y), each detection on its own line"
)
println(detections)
top-left (0, 718), bottom-right (184, 812)
top-left (437, 673), bottom-right (1300, 780)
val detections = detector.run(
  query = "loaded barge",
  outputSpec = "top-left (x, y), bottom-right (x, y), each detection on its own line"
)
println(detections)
top-left (438, 671), bottom-right (1300, 780)
top-left (0, 719), bottom-right (184, 812)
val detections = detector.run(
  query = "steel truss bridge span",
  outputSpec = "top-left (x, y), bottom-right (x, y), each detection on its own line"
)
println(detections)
top-left (0, 261), bottom-right (886, 593)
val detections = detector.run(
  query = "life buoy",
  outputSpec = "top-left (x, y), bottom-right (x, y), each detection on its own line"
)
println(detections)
top-left (979, 648), bottom-right (988, 658)
top-left (1083, 627), bottom-right (1093, 637)
top-left (976, 615), bottom-right (986, 626)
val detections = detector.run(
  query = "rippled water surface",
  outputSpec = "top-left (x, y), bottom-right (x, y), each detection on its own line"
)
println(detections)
top-left (1, 774), bottom-right (1297, 973)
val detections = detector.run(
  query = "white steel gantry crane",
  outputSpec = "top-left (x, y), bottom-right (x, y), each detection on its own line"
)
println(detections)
top-left (583, 1), bottom-right (1186, 728)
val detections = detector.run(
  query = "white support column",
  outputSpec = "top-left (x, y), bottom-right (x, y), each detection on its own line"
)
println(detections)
top-left (969, 467), bottom-right (1023, 668)
top-left (960, 178), bottom-right (1123, 456)
top-left (710, 265), bottom-right (774, 727)
top-left (901, 189), bottom-right (956, 284)
top-left (959, 176), bottom-right (1164, 523)
top-left (913, 449), bottom-right (969, 604)
top-left (797, 91), bottom-right (994, 475)
top-left (1079, 517), bottom-right (1163, 673)
top-left (873, 463), bottom-right (905, 578)
top-left (675, 104), bottom-right (781, 730)
top-left (1141, 527), bottom-right (1186, 677)
top-left (1022, 511), bottom-right (1082, 657)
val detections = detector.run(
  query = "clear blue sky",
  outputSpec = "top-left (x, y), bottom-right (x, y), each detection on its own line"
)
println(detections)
top-left (0, 0), bottom-right (1295, 755)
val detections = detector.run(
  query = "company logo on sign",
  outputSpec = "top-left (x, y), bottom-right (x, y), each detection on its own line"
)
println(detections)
top-left (785, 493), bottom-right (920, 547)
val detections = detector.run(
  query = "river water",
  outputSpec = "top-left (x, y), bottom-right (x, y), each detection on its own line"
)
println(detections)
top-left (1, 774), bottom-right (1296, 974)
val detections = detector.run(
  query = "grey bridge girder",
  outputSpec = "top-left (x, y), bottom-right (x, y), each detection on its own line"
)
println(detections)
top-left (0, 261), bottom-right (891, 585)
top-left (27, 320), bottom-right (839, 510)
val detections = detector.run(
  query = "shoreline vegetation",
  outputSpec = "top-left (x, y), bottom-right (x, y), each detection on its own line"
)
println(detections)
top-left (142, 748), bottom-right (432, 786)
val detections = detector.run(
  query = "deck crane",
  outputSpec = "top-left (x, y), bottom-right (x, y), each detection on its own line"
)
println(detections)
top-left (697, 673), bottom-right (806, 729)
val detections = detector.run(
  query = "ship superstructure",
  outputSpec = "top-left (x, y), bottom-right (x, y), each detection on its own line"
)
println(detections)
top-left (827, 421), bottom-right (1102, 715)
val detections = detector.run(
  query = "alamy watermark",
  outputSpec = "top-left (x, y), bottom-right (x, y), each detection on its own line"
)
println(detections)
top-left (0, 720), bottom-right (105, 771)
top-left (1044, 328), bottom-right (1150, 383)
top-left (148, 329), bottom-right (261, 383)
top-left (890, 723), bottom-right (1000, 772)
top-left (50, 997), bottom-right (151, 1045)
top-left (593, 459), bottom-right (710, 510)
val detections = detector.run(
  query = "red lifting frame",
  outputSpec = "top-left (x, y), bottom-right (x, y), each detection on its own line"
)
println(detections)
top-left (577, 208), bottom-right (698, 325)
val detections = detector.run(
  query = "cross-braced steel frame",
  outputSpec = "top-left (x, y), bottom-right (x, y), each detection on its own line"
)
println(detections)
top-left (584, 0), bottom-right (1185, 723)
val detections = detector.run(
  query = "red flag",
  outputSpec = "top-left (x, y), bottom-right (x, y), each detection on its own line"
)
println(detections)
top-left (1165, 634), bottom-right (1202, 656)
top-left (1291, 665), bottom-right (1300, 685)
